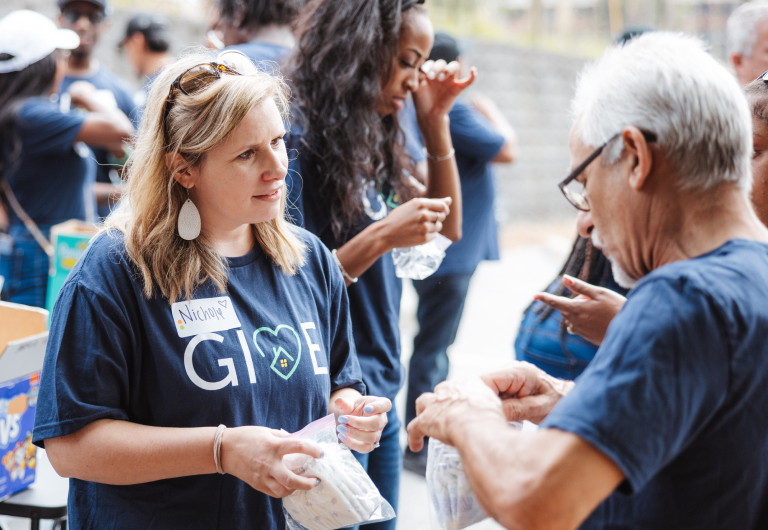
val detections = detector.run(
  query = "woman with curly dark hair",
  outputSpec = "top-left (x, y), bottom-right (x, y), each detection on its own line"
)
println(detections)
top-left (286, 0), bottom-right (475, 524)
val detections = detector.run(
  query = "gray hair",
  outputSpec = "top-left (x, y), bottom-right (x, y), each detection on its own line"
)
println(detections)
top-left (572, 32), bottom-right (752, 192)
top-left (727, 1), bottom-right (768, 57)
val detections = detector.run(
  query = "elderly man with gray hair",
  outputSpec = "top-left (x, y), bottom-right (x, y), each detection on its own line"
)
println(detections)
top-left (407, 32), bottom-right (768, 529)
top-left (727, 0), bottom-right (768, 85)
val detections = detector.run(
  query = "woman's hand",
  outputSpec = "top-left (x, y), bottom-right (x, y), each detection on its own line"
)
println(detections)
top-left (330, 393), bottom-right (391, 454)
top-left (413, 60), bottom-right (477, 122)
top-left (534, 275), bottom-right (627, 345)
top-left (220, 426), bottom-right (323, 498)
top-left (377, 196), bottom-right (451, 250)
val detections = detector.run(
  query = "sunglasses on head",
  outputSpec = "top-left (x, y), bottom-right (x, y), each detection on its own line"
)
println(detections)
top-left (163, 50), bottom-right (258, 124)
top-left (61, 7), bottom-right (105, 25)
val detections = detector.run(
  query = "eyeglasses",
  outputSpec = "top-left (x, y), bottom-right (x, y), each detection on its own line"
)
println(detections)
top-left (61, 7), bottom-right (105, 25)
top-left (163, 50), bottom-right (256, 122)
top-left (558, 130), bottom-right (657, 211)
top-left (761, 70), bottom-right (768, 83)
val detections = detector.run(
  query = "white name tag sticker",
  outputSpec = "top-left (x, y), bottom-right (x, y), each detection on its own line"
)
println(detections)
top-left (171, 296), bottom-right (241, 338)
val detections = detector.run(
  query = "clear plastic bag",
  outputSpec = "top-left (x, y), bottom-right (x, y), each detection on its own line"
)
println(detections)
top-left (282, 415), bottom-right (395, 530)
top-left (392, 234), bottom-right (452, 280)
top-left (426, 437), bottom-right (487, 530)
top-left (426, 423), bottom-right (525, 530)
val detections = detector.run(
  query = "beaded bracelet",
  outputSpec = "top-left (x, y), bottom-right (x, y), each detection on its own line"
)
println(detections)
top-left (213, 424), bottom-right (226, 474)
top-left (425, 147), bottom-right (456, 163)
top-left (332, 249), bottom-right (358, 284)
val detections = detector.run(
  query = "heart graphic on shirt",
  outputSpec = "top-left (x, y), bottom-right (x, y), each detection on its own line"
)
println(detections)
top-left (252, 325), bottom-right (302, 380)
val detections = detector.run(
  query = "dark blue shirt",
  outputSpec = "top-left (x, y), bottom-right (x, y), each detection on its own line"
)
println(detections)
top-left (33, 229), bottom-right (364, 529)
top-left (7, 97), bottom-right (94, 225)
top-left (399, 99), bottom-right (503, 275)
top-left (543, 239), bottom-right (768, 529)
top-left (225, 41), bottom-right (291, 76)
top-left (59, 67), bottom-right (136, 124)
top-left (60, 67), bottom-right (136, 218)
top-left (286, 125), bottom-right (404, 400)
top-left (438, 100), bottom-right (503, 275)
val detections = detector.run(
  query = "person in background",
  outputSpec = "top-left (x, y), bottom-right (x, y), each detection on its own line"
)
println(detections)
top-left (210, 0), bottom-right (305, 70)
top-left (727, 0), bottom-right (768, 86)
top-left (119, 13), bottom-right (173, 116)
top-left (287, 0), bottom-right (475, 526)
top-left (33, 50), bottom-right (390, 528)
top-left (408, 32), bottom-right (768, 529)
top-left (0, 10), bottom-right (132, 308)
top-left (747, 71), bottom-right (768, 228)
top-left (56, 0), bottom-right (136, 219)
top-left (403, 31), bottom-right (516, 475)
top-left (512, 27), bottom-right (649, 378)
top-left (513, 235), bottom-right (628, 378)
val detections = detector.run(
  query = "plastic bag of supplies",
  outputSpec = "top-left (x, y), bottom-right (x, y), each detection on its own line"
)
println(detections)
top-left (282, 414), bottom-right (395, 530)
top-left (392, 233), bottom-right (452, 280)
top-left (426, 437), bottom-right (488, 530)
top-left (426, 422), bottom-right (526, 530)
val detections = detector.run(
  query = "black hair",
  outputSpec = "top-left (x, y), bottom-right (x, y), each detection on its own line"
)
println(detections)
top-left (614, 26), bottom-right (655, 46)
top-left (216, 0), bottom-right (307, 31)
top-left (289, 0), bottom-right (426, 240)
top-left (125, 14), bottom-right (170, 53)
top-left (0, 52), bottom-right (58, 180)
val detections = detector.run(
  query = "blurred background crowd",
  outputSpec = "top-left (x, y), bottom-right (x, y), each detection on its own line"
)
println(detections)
top-left (2, 0), bottom-right (756, 230)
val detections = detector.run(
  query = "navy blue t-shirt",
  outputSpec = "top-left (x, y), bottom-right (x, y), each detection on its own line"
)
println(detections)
top-left (33, 229), bottom-right (364, 529)
top-left (226, 41), bottom-right (291, 76)
top-left (60, 67), bottom-right (136, 126)
top-left (7, 97), bottom-right (95, 225)
top-left (286, 125), bottom-right (404, 400)
top-left (398, 99), bottom-right (503, 275)
top-left (437, 100), bottom-right (503, 275)
top-left (542, 239), bottom-right (768, 529)
top-left (60, 67), bottom-right (136, 217)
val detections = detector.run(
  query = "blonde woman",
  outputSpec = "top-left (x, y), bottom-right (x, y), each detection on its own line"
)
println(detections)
top-left (32, 51), bottom-right (389, 528)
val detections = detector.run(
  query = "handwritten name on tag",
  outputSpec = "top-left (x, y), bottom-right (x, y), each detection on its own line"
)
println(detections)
top-left (171, 296), bottom-right (241, 338)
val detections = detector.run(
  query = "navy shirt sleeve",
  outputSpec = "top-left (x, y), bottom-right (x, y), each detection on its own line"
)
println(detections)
top-left (542, 276), bottom-right (729, 493)
top-left (33, 252), bottom-right (135, 444)
top-left (16, 98), bottom-right (86, 156)
top-left (449, 100), bottom-right (505, 163)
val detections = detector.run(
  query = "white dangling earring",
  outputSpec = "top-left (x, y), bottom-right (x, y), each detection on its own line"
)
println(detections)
top-left (177, 190), bottom-right (201, 241)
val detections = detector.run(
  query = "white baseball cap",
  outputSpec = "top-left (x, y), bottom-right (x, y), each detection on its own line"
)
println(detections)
top-left (0, 10), bottom-right (80, 74)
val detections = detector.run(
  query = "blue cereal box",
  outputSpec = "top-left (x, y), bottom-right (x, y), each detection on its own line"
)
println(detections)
top-left (0, 302), bottom-right (48, 501)
top-left (0, 372), bottom-right (40, 500)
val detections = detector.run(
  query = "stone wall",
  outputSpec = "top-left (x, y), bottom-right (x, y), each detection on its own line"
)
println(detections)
top-left (2, 0), bottom-right (585, 225)
top-left (460, 41), bottom-right (585, 225)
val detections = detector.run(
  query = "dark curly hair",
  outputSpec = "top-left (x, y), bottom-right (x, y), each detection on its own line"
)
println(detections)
top-left (216, 0), bottom-right (307, 31)
top-left (0, 52), bottom-right (58, 180)
top-left (288, 0), bottom-right (426, 240)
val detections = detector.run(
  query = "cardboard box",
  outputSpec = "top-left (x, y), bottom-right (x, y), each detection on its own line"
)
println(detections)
top-left (0, 302), bottom-right (48, 501)
top-left (45, 219), bottom-right (98, 314)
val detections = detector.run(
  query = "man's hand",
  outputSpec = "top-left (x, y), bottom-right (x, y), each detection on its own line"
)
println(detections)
top-left (407, 378), bottom-right (506, 452)
top-left (481, 361), bottom-right (574, 424)
top-left (535, 275), bottom-right (626, 345)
